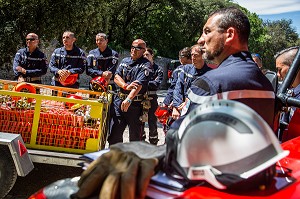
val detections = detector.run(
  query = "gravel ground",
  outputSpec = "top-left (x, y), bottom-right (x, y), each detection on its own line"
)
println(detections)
top-left (106, 90), bottom-right (167, 147)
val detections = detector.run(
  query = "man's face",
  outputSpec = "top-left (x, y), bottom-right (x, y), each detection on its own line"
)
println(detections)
top-left (130, 40), bottom-right (146, 61)
top-left (26, 34), bottom-right (39, 49)
top-left (179, 55), bottom-right (192, 65)
top-left (276, 55), bottom-right (290, 81)
top-left (62, 32), bottom-right (75, 48)
top-left (198, 14), bottom-right (225, 62)
top-left (144, 51), bottom-right (153, 63)
top-left (96, 36), bottom-right (108, 49)
top-left (191, 47), bottom-right (203, 66)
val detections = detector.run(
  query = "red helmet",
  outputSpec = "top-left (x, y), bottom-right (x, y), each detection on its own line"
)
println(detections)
top-left (60, 74), bottom-right (78, 86)
top-left (90, 76), bottom-right (108, 92)
top-left (167, 70), bottom-right (173, 79)
top-left (155, 106), bottom-right (171, 125)
top-left (65, 94), bottom-right (82, 109)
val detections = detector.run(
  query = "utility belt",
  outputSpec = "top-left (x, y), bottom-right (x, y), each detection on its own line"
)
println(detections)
top-left (147, 90), bottom-right (157, 95)
top-left (118, 92), bottom-right (144, 102)
top-left (25, 76), bottom-right (41, 82)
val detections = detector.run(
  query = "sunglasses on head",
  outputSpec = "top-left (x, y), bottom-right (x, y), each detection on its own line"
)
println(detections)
top-left (26, 38), bottom-right (36, 41)
top-left (252, 53), bottom-right (261, 60)
top-left (131, 46), bottom-right (144, 51)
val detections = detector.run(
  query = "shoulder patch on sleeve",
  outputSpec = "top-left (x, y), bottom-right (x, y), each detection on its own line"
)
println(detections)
top-left (193, 78), bottom-right (210, 93)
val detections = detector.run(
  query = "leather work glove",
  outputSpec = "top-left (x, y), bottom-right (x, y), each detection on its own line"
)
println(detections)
top-left (76, 142), bottom-right (166, 199)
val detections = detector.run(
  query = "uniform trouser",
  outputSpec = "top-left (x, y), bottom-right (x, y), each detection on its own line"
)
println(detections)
top-left (148, 95), bottom-right (159, 140)
top-left (108, 101), bottom-right (143, 145)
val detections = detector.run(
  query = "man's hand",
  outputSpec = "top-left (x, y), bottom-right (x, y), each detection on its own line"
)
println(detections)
top-left (102, 71), bottom-right (112, 80)
top-left (177, 101), bottom-right (186, 110)
top-left (18, 76), bottom-right (25, 82)
top-left (121, 98), bottom-right (132, 112)
top-left (16, 66), bottom-right (26, 74)
top-left (126, 80), bottom-right (140, 90)
top-left (58, 69), bottom-right (71, 82)
top-left (76, 146), bottom-right (158, 199)
top-left (172, 107), bottom-right (181, 120)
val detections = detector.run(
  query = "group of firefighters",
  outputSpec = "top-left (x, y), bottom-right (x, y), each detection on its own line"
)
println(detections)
top-left (12, 31), bottom-right (165, 146)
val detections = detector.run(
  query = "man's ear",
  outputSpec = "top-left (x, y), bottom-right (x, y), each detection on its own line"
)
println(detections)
top-left (225, 27), bottom-right (236, 43)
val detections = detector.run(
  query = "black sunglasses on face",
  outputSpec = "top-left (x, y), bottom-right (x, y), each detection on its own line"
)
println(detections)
top-left (131, 46), bottom-right (144, 51)
top-left (26, 38), bottom-right (36, 41)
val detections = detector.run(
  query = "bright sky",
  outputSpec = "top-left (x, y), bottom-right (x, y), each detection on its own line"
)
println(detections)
top-left (233, 0), bottom-right (300, 35)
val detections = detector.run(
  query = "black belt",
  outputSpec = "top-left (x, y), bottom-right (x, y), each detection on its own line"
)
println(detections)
top-left (26, 77), bottom-right (41, 82)
top-left (148, 91), bottom-right (157, 95)
top-left (118, 92), bottom-right (144, 101)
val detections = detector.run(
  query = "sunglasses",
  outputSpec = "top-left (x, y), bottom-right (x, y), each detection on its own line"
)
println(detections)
top-left (26, 38), bottom-right (36, 41)
top-left (251, 53), bottom-right (261, 60)
top-left (131, 46), bottom-right (144, 51)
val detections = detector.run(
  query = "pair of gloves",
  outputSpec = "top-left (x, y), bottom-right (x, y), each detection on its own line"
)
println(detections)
top-left (75, 142), bottom-right (166, 199)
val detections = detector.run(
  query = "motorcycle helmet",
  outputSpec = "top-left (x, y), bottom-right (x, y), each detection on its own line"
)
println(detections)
top-left (155, 106), bottom-right (171, 125)
top-left (90, 76), bottom-right (108, 92)
top-left (165, 100), bottom-right (289, 190)
top-left (60, 74), bottom-right (78, 86)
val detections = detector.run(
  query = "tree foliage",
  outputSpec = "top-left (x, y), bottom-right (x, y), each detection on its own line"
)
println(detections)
top-left (0, 0), bottom-right (299, 76)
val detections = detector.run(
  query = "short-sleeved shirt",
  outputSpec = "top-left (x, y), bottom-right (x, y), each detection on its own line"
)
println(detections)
top-left (13, 47), bottom-right (48, 80)
top-left (49, 45), bottom-right (86, 86)
top-left (86, 47), bottom-right (119, 78)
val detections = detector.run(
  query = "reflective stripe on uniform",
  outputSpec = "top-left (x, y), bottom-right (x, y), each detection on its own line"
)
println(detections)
top-left (53, 54), bottom-right (85, 59)
top-left (188, 89), bottom-right (275, 104)
top-left (26, 57), bottom-right (45, 61)
top-left (181, 70), bottom-right (194, 78)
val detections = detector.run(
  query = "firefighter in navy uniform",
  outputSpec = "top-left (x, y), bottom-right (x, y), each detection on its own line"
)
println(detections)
top-left (163, 47), bottom-right (192, 107)
top-left (75, 8), bottom-right (277, 199)
top-left (86, 33), bottom-right (119, 90)
top-left (49, 31), bottom-right (86, 89)
top-left (172, 44), bottom-right (212, 120)
top-left (142, 48), bottom-right (163, 145)
top-left (13, 33), bottom-right (48, 85)
top-left (108, 39), bottom-right (152, 145)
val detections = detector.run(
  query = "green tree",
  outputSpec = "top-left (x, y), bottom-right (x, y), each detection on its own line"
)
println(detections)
top-left (261, 19), bottom-right (299, 71)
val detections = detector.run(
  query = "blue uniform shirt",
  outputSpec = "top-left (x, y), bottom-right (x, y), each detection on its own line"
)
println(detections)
top-left (116, 56), bottom-right (152, 95)
top-left (86, 47), bottom-right (119, 78)
top-left (173, 63), bottom-right (212, 108)
top-left (288, 85), bottom-right (300, 121)
top-left (163, 65), bottom-right (184, 106)
top-left (171, 51), bottom-right (275, 129)
top-left (113, 57), bottom-right (152, 116)
top-left (148, 63), bottom-right (163, 91)
top-left (13, 47), bottom-right (48, 79)
top-left (49, 45), bottom-right (86, 85)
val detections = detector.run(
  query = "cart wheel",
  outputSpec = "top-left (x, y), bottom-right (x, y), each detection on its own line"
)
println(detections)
top-left (0, 146), bottom-right (17, 198)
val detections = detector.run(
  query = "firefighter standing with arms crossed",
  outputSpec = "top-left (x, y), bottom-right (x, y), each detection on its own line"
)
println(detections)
top-left (107, 39), bottom-right (152, 145)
